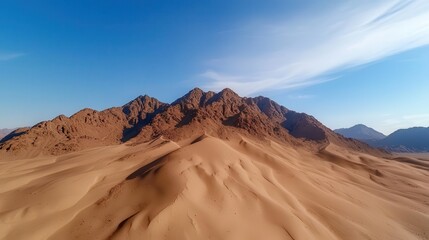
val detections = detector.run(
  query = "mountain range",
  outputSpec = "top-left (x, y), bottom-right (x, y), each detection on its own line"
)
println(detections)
top-left (0, 88), bottom-right (428, 240)
top-left (0, 88), bottom-right (379, 160)
top-left (335, 124), bottom-right (429, 152)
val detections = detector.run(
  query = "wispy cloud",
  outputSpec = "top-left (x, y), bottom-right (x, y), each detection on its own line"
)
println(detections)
top-left (288, 94), bottom-right (315, 100)
top-left (0, 52), bottom-right (25, 61)
top-left (201, 0), bottom-right (429, 95)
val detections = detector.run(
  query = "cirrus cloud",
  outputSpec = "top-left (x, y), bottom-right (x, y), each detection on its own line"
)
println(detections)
top-left (0, 52), bottom-right (25, 61)
top-left (201, 0), bottom-right (429, 95)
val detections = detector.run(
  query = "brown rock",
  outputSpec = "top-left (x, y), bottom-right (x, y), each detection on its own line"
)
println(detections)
top-left (0, 88), bottom-right (386, 159)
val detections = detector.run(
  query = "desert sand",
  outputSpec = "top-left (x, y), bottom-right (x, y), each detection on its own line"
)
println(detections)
top-left (0, 89), bottom-right (428, 239)
top-left (1, 133), bottom-right (428, 240)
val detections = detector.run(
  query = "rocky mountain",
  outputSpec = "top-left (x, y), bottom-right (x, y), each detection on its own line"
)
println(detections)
top-left (0, 88), bottom-right (381, 160)
top-left (0, 95), bottom-right (166, 159)
top-left (372, 127), bottom-right (429, 152)
top-left (334, 124), bottom-right (386, 140)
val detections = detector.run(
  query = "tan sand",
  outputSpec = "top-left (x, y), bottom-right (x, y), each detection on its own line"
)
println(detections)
top-left (0, 134), bottom-right (428, 240)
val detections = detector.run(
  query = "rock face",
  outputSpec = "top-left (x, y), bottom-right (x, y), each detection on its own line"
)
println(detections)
top-left (335, 124), bottom-right (386, 140)
top-left (0, 88), bottom-right (381, 159)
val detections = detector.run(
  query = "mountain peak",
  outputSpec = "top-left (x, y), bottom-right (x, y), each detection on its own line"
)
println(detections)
top-left (127, 94), bottom-right (161, 105)
top-left (189, 87), bottom-right (204, 94)
top-left (203, 88), bottom-right (241, 106)
top-left (172, 87), bottom-right (207, 109)
top-left (335, 124), bottom-right (386, 140)
top-left (123, 95), bottom-right (165, 115)
top-left (218, 88), bottom-right (239, 98)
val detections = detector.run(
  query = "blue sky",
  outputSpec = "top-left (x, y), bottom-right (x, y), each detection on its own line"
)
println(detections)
top-left (1, 0), bottom-right (428, 134)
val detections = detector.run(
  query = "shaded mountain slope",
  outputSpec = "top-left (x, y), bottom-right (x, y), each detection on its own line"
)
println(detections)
top-left (0, 128), bottom-right (29, 142)
top-left (0, 128), bottom-right (16, 141)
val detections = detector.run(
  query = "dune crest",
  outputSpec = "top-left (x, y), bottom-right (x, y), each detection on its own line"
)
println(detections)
top-left (0, 134), bottom-right (428, 240)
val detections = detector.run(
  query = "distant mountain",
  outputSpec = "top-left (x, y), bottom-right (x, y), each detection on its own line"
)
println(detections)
top-left (334, 124), bottom-right (386, 141)
top-left (336, 125), bottom-right (429, 152)
top-left (0, 128), bottom-right (16, 140)
top-left (373, 127), bottom-right (429, 152)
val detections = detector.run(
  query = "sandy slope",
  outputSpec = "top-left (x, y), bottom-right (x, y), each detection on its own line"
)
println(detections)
top-left (0, 135), bottom-right (428, 240)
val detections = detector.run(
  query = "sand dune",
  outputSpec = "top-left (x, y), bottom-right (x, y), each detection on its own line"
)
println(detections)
top-left (1, 134), bottom-right (428, 240)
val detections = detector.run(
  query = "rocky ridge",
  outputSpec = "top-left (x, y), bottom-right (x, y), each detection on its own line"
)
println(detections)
top-left (0, 88), bottom-right (382, 159)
